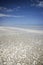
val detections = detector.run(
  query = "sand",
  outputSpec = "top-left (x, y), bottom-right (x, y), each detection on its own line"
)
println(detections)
top-left (0, 26), bottom-right (43, 65)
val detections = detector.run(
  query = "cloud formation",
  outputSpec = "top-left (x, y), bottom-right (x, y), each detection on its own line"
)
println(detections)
top-left (37, 1), bottom-right (43, 7)
top-left (0, 6), bottom-right (21, 12)
top-left (0, 7), bottom-right (7, 10)
top-left (31, 0), bottom-right (43, 7)
top-left (0, 13), bottom-right (24, 18)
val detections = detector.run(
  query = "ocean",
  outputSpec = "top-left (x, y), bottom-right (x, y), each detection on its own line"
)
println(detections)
top-left (0, 25), bottom-right (43, 30)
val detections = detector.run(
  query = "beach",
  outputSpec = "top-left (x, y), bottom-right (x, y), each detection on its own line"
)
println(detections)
top-left (0, 26), bottom-right (43, 65)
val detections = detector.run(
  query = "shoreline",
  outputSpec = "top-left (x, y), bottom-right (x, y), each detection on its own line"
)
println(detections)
top-left (0, 26), bottom-right (43, 34)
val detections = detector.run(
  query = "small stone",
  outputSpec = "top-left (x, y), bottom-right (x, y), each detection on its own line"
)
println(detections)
top-left (3, 62), bottom-right (6, 65)
top-left (17, 63), bottom-right (21, 65)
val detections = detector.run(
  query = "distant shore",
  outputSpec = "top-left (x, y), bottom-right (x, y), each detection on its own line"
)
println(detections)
top-left (0, 26), bottom-right (43, 34)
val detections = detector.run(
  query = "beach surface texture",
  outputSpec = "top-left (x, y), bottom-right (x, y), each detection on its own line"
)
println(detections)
top-left (0, 27), bottom-right (43, 65)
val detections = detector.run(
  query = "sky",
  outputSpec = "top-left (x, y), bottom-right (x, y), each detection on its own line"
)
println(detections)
top-left (0, 0), bottom-right (43, 27)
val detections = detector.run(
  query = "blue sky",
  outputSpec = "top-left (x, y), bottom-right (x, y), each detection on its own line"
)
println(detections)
top-left (0, 0), bottom-right (43, 27)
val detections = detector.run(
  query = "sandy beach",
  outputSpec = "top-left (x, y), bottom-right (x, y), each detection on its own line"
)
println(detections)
top-left (0, 27), bottom-right (43, 65)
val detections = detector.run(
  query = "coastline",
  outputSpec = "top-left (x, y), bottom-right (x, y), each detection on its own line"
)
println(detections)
top-left (0, 26), bottom-right (43, 34)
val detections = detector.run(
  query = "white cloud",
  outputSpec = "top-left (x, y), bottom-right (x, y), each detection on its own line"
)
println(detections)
top-left (0, 13), bottom-right (24, 18)
top-left (0, 7), bottom-right (14, 12)
top-left (17, 6), bottom-right (21, 9)
top-left (37, 1), bottom-right (43, 7)
top-left (31, 1), bottom-right (43, 7)
top-left (0, 7), bottom-right (2, 10)
top-left (0, 6), bottom-right (21, 12)
top-left (0, 7), bottom-right (7, 10)
top-left (13, 6), bottom-right (21, 11)
top-left (6, 9), bottom-right (13, 12)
